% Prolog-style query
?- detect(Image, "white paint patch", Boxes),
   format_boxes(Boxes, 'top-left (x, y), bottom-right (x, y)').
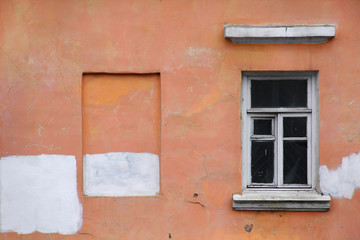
top-left (38, 125), bottom-right (44, 136)
top-left (0, 155), bottom-right (82, 234)
top-left (320, 151), bottom-right (360, 199)
top-left (186, 47), bottom-right (221, 68)
top-left (84, 152), bottom-right (159, 196)
top-left (187, 47), bottom-right (221, 57)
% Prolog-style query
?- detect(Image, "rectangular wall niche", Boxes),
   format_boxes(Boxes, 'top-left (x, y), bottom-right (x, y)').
top-left (82, 73), bottom-right (160, 196)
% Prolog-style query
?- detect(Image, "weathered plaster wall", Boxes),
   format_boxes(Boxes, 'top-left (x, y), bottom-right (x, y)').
top-left (0, 0), bottom-right (360, 239)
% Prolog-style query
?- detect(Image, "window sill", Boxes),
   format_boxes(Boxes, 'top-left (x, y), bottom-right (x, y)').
top-left (233, 190), bottom-right (330, 211)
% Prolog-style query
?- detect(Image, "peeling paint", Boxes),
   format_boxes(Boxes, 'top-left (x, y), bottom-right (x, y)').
top-left (0, 155), bottom-right (82, 234)
top-left (320, 151), bottom-right (360, 199)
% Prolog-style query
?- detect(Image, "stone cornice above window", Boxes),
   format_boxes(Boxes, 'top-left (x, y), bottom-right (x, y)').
top-left (224, 24), bottom-right (335, 44)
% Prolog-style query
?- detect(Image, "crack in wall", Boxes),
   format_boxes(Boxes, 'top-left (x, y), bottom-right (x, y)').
top-left (185, 137), bottom-right (208, 180)
top-left (185, 200), bottom-right (205, 208)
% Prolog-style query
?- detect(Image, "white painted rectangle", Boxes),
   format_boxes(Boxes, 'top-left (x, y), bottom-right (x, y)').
top-left (0, 155), bottom-right (82, 234)
top-left (84, 152), bottom-right (160, 196)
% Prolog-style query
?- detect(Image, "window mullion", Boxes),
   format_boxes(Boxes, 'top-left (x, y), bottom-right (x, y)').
top-left (244, 77), bottom-right (251, 189)
top-left (307, 77), bottom-right (312, 109)
top-left (307, 114), bottom-right (312, 187)
top-left (307, 76), bottom-right (312, 187)
top-left (247, 115), bottom-right (252, 186)
top-left (277, 114), bottom-right (283, 186)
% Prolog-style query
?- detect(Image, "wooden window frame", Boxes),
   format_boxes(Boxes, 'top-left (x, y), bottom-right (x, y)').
top-left (233, 71), bottom-right (330, 211)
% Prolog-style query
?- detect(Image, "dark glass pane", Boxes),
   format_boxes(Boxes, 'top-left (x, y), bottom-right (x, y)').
top-left (283, 117), bottom-right (307, 137)
top-left (279, 81), bottom-right (307, 107)
top-left (251, 80), bottom-right (307, 108)
top-left (251, 141), bottom-right (274, 183)
top-left (283, 141), bottom-right (307, 184)
top-left (254, 119), bottom-right (272, 135)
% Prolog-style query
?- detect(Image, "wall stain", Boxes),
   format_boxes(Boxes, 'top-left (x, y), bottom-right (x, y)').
top-left (244, 224), bottom-right (253, 233)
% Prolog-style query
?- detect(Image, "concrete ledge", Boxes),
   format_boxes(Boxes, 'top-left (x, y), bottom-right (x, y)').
top-left (224, 25), bottom-right (335, 44)
top-left (233, 190), bottom-right (331, 211)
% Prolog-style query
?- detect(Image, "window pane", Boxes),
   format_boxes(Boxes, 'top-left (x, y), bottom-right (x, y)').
top-left (283, 141), bottom-right (307, 184)
top-left (251, 141), bottom-right (274, 183)
top-left (283, 117), bottom-right (307, 137)
top-left (254, 119), bottom-right (272, 135)
top-left (251, 80), bottom-right (307, 108)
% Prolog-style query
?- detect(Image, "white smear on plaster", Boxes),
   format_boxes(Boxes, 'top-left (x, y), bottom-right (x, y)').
top-left (187, 47), bottom-right (221, 57)
top-left (84, 152), bottom-right (159, 196)
top-left (27, 56), bottom-right (34, 65)
top-left (320, 151), bottom-right (360, 199)
top-left (0, 155), bottom-right (82, 234)
top-left (38, 125), bottom-right (44, 136)
top-left (186, 47), bottom-right (221, 68)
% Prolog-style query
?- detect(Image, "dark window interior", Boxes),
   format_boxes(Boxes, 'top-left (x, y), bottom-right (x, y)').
top-left (284, 117), bottom-right (307, 137)
top-left (251, 80), bottom-right (307, 108)
top-left (283, 141), bottom-right (307, 184)
top-left (254, 119), bottom-right (272, 135)
top-left (251, 141), bottom-right (274, 183)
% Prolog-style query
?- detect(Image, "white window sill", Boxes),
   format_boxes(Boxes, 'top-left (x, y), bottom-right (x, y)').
top-left (233, 190), bottom-right (330, 211)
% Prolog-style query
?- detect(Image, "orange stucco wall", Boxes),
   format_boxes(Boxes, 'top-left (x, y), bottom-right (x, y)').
top-left (1, 0), bottom-right (360, 239)
top-left (83, 73), bottom-right (160, 155)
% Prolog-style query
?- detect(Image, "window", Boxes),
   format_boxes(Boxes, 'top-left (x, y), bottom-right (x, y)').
top-left (233, 71), bottom-right (330, 211)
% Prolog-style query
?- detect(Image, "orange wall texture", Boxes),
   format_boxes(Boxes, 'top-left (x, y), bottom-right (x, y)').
top-left (1, 0), bottom-right (360, 239)
top-left (83, 73), bottom-right (160, 155)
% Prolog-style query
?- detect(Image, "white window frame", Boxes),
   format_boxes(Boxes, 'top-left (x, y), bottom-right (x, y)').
top-left (233, 71), bottom-right (330, 211)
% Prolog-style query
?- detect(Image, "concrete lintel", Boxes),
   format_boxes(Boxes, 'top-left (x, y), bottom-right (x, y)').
top-left (224, 24), bottom-right (335, 44)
